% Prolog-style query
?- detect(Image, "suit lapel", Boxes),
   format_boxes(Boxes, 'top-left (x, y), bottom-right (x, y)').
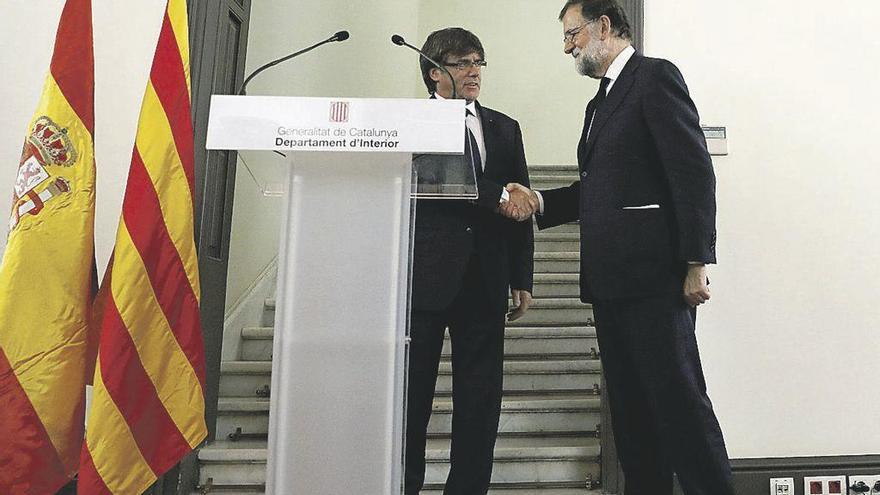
top-left (581, 54), bottom-right (642, 162)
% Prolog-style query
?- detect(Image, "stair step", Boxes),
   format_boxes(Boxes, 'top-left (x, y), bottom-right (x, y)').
top-left (527, 165), bottom-right (579, 177)
top-left (530, 175), bottom-right (578, 190)
top-left (262, 299), bottom-right (590, 330)
top-left (536, 222), bottom-right (579, 234)
top-left (443, 324), bottom-right (597, 360)
top-left (220, 359), bottom-right (601, 398)
top-left (532, 273), bottom-right (580, 297)
top-left (432, 395), bottom-right (601, 437)
top-left (214, 398), bottom-right (271, 440)
top-left (535, 232), bottom-right (580, 252)
top-left (507, 298), bottom-right (592, 326)
top-left (427, 436), bottom-right (601, 486)
top-left (214, 395), bottom-right (600, 440)
top-left (436, 360), bottom-right (601, 395)
top-left (534, 252), bottom-right (579, 274)
top-left (240, 322), bottom-right (597, 362)
top-left (198, 441), bottom-right (267, 486)
top-left (258, 297), bottom-right (590, 315)
top-left (197, 437), bottom-right (600, 487)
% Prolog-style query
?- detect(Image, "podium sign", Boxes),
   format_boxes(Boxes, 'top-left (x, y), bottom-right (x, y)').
top-left (207, 95), bottom-right (464, 153)
top-left (207, 96), bottom-right (466, 494)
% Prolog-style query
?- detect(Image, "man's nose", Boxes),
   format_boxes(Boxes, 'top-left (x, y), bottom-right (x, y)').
top-left (564, 40), bottom-right (575, 54)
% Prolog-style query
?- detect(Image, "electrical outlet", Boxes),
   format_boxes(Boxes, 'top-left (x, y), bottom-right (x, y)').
top-left (772, 477), bottom-right (795, 495)
top-left (847, 474), bottom-right (880, 494)
top-left (804, 476), bottom-right (847, 495)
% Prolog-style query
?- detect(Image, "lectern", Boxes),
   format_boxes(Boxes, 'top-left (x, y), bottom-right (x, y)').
top-left (206, 95), bottom-right (470, 494)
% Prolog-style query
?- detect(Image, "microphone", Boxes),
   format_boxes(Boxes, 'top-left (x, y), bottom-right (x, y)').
top-left (391, 34), bottom-right (457, 99)
top-left (237, 30), bottom-right (350, 95)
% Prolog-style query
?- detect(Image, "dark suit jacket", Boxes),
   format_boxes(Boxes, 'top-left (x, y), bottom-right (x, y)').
top-left (537, 53), bottom-right (716, 303)
top-left (411, 101), bottom-right (534, 313)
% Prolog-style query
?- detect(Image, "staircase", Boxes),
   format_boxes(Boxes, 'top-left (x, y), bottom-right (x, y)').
top-left (196, 165), bottom-right (605, 494)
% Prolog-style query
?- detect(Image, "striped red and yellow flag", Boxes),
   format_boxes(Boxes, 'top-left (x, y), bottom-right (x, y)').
top-left (77, 0), bottom-right (206, 492)
top-left (0, 0), bottom-right (96, 493)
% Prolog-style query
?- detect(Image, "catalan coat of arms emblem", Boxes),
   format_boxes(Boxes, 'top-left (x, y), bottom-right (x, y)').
top-left (329, 101), bottom-right (350, 123)
top-left (9, 116), bottom-right (75, 231)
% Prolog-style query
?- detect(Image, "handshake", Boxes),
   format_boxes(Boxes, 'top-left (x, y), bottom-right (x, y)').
top-left (497, 183), bottom-right (539, 222)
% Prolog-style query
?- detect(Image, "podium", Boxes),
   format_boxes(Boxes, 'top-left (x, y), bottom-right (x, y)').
top-left (207, 96), bottom-right (469, 494)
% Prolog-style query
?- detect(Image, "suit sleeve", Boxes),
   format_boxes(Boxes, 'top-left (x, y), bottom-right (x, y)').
top-left (536, 182), bottom-right (580, 230)
top-left (643, 60), bottom-right (717, 264)
top-left (506, 121), bottom-right (534, 292)
top-left (475, 179), bottom-right (503, 210)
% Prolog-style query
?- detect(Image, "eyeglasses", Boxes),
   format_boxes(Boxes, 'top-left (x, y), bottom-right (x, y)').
top-left (443, 60), bottom-right (488, 71)
top-left (563, 21), bottom-right (594, 44)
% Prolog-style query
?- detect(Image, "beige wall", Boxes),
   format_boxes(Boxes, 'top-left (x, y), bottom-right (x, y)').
top-left (645, 0), bottom-right (880, 458)
top-left (418, 0), bottom-right (594, 165)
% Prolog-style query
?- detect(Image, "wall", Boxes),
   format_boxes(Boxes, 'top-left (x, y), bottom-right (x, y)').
top-left (644, 0), bottom-right (880, 458)
top-left (224, 0), bottom-right (425, 310)
top-left (417, 0), bottom-right (595, 166)
top-left (1, 0), bottom-right (170, 272)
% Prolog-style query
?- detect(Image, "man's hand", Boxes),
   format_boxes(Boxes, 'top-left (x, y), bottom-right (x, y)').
top-left (508, 289), bottom-right (533, 321)
top-left (498, 198), bottom-right (531, 222)
top-left (498, 183), bottom-right (539, 222)
top-left (683, 264), bottom-right (710, 307)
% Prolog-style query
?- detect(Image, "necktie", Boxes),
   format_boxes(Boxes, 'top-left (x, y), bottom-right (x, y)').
top-left (584, 77), bottom-right (611, 143)
top-left (465, 109), bottom-right (482, 177)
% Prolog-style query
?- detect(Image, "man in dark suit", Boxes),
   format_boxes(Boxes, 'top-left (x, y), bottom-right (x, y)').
top-left (504, 2), bottom-right (735, 494)
top-left (405, 28), bottom-right (535, 495)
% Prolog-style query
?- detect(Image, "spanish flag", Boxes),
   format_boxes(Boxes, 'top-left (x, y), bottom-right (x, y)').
top-left (77, 0), bottom-right (206, 493)
top-left (0, 0), bottom-right (96, 492)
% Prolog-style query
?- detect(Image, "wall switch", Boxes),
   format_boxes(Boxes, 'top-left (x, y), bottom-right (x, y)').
top-left (701, 125), bottom-right (728, 156)
top-left (805, 476), bottom-right (848, 495)
top-left (772, 477), bottom-right (795, 495)
top-left (847, 474), bottom-right (880, 494)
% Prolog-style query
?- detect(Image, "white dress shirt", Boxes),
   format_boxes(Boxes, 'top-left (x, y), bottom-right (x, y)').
top-left (603, 45), bottom-right (635, 95)
top-left (433, 93), bottom-right (509, 203)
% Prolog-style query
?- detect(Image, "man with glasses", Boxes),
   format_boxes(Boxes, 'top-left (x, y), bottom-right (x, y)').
top-left (405, 27), bottom-right (534, 495)
top-left (502, 1), bottom-right (736, 494)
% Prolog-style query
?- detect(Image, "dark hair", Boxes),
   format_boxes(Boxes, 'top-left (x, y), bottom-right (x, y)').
top-left (559, 0), bottom-right (632, 41)
top-left (419, 27), bottom-right (485, 93)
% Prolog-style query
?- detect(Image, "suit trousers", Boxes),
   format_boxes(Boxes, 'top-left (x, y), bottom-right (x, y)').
top-left (404, 256), bottom-right (506, 495)
top-left (592, 295), bottom-right (735, 495)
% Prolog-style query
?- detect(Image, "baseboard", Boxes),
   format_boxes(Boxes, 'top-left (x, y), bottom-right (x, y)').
top-left (730, 455), bottom-right (880, 494)
top-left (666, 455), bottom-right (880, 494)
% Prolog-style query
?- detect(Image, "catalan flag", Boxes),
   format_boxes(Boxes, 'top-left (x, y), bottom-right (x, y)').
top-left (77, 0), bottom-right (206, 492)
top-left (0, 0), bottom-right (96, 492)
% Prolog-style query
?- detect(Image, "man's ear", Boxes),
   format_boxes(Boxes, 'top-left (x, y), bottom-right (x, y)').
top-left (599, 15), bottom-right (612, 39)
top-left (429, 67), bottom-right (443, 83)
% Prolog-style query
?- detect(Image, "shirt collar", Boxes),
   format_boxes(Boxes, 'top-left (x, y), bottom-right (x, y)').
top-left (604, 44), bottom-right (635, 85)
top-left (432, 92), bottom-right (479, 116)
